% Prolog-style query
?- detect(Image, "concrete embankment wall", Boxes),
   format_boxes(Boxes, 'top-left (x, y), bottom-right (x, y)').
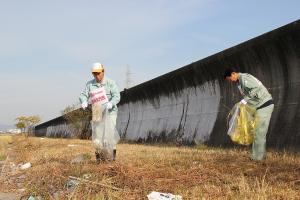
top-left (35, 20), bottom-right (300, 149)
top-left (117, 20), bottom-right (300, 149)
top-left (34, 116), bottom-right (73, 138)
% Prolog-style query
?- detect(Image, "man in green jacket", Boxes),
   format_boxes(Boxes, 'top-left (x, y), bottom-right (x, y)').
top-left (224, 67), bottom-right (274, 161)
top-left (79, 63), bottom-right (120, 163)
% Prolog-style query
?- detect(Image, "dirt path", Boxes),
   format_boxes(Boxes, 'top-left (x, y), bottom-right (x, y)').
top-left (0, 192), bottom-right (19, 200)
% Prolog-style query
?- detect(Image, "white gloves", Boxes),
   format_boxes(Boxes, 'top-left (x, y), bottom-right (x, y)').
top-left (106, 102), bottom-right (113, 110)
top-left (81, 101), bottom-right (113, 110)
top-left (240, 99), bottom-right (247, 105)
top-left (81, 102), bottom-right (88, 110)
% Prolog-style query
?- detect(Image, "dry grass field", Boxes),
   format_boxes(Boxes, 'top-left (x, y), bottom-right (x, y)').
top-left (0, 135), bottom-right (299, 199)
top-left (0, 134), bottom-right (13, 161)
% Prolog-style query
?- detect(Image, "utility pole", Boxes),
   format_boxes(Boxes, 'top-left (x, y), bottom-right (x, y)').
top-left (125, 65), bottom-right (132, 89)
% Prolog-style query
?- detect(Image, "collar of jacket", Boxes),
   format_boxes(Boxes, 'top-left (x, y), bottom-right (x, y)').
top-left (237, 73), bottom-right (244, 84)
top-left (92, 76), bottom-right (107, 85)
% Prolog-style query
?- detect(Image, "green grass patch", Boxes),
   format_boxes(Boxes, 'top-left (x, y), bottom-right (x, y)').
top-left (0, 153), bottom-right (6, 161)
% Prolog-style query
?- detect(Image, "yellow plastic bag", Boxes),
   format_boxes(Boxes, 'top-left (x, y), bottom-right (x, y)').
top-left (227, 103), bottom-right (256, 145)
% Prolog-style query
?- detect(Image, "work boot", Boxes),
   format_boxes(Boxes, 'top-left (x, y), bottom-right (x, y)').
top-left (95, 152), bottom-right (101, 164)
top-left (112, 149), bottom-right (116, 161)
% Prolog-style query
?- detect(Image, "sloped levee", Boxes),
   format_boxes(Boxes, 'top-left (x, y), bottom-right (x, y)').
top-left (35, 20), bottom-right (300, 149)
top-left (117, 81), bottom-right (220, 144)
top-left (117, 20), bottom-right (300, 148)
top-left (35, 112), bottom-right (91, 138)
top-left (34, 116), bottom-right (74, 138)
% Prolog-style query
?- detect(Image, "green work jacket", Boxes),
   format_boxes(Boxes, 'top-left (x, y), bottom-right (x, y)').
top-left (79, 76), bottom-right (120, 114)
top-left (238, 73), bottom-right (272, 108)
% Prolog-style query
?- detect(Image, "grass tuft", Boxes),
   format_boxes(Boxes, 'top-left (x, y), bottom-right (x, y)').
top-left (0, 135), bottom-right (13, 161)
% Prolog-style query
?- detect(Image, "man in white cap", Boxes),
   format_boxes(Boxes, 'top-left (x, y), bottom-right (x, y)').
top-left (79, 63), bottom-right (120, 163)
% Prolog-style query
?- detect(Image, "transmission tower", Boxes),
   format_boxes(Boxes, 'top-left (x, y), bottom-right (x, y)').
top-left (125, 65), bottom-right (132, 89)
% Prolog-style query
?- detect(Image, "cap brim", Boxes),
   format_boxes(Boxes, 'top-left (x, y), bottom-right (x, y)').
top-left (92, 69), bottom-right (103, 72)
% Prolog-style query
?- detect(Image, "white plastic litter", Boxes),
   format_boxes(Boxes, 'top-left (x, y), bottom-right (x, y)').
top-left (67, 144), bottom-right (78, 147)
top-left (93, 139), bottom-right (101, 146)
top-left (28, 196), bottom-right (35, 200)
top-left (19, 162), bottom-right (31, 170)
top-left (147, 191), bottom-right (183, 200)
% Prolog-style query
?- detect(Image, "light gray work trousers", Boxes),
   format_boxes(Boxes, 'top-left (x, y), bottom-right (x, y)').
top-left (252, 104), bottom-right (274, 160)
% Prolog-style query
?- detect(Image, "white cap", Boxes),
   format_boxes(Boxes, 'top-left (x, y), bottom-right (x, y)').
top-left (91, 63), bottom-right (104, 72)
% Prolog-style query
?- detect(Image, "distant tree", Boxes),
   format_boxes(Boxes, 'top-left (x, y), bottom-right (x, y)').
top-left (15, 115), bottom-right (41, 136)
top-left (15, 116), bottom-right (28, 136)
top-left (15, 121), bottom-right (25, 133)
top-left (27, 115), bottom-right (41, 135)
top-left (62, 105), bottom-right (91, 139)
top-left (27, 116), bottom-right (41, 125)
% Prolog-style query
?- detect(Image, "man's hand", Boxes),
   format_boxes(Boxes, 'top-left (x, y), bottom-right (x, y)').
top-left (106, 102), bottom-right (113, 110)
top-left (240, 99), bottom-right (247, 105)
top-left (81, 102), bottom-right (88, 110)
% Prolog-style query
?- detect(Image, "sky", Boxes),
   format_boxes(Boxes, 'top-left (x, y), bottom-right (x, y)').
top-left (0, 0), bottom-right (299, 127)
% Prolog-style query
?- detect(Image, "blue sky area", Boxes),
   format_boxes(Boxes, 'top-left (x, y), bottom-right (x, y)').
top-left (0, 0), bottom-right (299, 127)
